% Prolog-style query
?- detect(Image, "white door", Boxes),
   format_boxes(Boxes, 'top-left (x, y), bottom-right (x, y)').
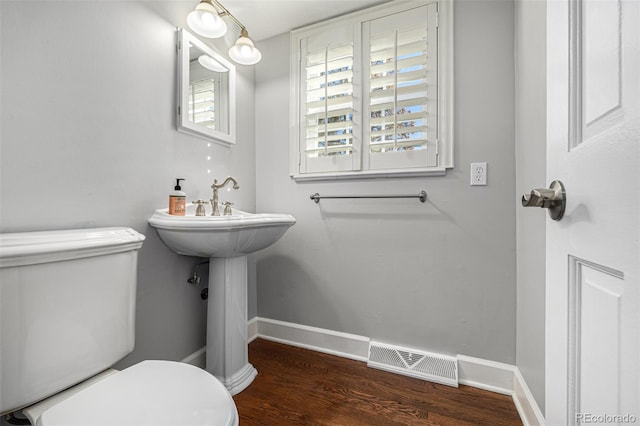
top-left (545, 0), bottom-right (639, 425)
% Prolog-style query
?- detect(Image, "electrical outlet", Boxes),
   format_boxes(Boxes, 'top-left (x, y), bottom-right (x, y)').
top-left (470, 162), bottom-right (487, 186)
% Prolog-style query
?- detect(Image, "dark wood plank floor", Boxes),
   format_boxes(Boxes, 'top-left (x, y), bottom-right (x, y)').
top-left (233, 339), bottom-right (523, 425)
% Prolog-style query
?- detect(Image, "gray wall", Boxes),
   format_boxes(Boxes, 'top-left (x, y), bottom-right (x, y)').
top-left (253, 0), bottom-right (517, 363)
top-left (0, 1), bottom-right (256, 368)
top-left (515, 0), bottom-right (546, 413)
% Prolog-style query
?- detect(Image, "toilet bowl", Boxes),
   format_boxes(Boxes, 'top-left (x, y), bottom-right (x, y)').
top-left (0, 228), bottom-right (238, 426)
top-left (25, 361), bottom-right (238, 426)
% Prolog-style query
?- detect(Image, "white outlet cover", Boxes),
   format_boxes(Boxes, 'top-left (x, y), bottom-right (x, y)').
top-left (470, 162), bottom-right (487, 186)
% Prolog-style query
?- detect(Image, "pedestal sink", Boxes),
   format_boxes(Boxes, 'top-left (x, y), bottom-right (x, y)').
top-left (148, 204), bottom-right (295, 394)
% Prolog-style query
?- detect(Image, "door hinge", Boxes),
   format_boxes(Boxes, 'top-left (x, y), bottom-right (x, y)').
top-left (435, 12), bottom-right (439, 29)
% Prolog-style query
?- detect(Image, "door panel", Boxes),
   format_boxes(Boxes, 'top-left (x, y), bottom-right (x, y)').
top-left (546, 0), bottom-right (639, 424)
top-left (583, 0), bottom-right (623, 140)
top-left (568, 258), bottom-right (627, 422)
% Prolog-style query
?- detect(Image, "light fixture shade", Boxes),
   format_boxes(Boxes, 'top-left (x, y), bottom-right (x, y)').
top-left (198, 54), bottom-right (229, 72)
top-left (187, 1), bottom-right (227, 38)
top-left (228, 34), bottom-right (262, 65)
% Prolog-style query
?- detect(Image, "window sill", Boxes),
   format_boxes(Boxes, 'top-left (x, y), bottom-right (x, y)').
top-left (290, 167), bottom-right (448, 182)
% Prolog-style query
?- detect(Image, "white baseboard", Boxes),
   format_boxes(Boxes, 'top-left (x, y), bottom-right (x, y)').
top-left (457, 354), bottom-right (515, 395)
top-left (186, 316), bottom-right (544, 426)
top-left (513, 368), bottom-right (545, 426)
top-left (255, 316), bottom-right (369, 362)
top-left (248, 316), bottom-right (259, 343)
top-left (184, 318), bottom-right (258, 367)
top-left (180, 346), bottom-right (206, 369)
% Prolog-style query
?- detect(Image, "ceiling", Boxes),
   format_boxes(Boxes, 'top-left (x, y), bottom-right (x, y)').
top-left (218, 0), bottom-right (391, 41)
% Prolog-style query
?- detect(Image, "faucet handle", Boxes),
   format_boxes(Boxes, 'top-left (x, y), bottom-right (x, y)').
top-left (222, 201), bottom-right (234, 216)
top-left (192, 200), bottom-right (208, 216)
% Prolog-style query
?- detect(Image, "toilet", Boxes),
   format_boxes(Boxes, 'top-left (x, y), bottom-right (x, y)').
top-left (0, 227), bottom-right (238, 426)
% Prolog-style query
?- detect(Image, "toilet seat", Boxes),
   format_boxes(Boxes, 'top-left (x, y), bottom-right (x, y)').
top-left (34, 360), bottom-right (238, 426)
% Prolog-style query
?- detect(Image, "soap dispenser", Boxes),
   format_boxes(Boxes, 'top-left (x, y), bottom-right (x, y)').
top-left (169, 178), bottom-right (186, 216)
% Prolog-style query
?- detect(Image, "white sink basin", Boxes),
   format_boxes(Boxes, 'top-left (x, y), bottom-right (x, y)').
top-left (148, 203), bottom-right (295, 394)
top-left (148, 204), bottom-right (296, 258)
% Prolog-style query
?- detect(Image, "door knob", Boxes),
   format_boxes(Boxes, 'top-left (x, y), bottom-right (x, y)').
top-left (521, 180), bottom-right (566, 221)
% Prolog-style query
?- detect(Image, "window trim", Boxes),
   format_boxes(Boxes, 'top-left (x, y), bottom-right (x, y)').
top-left (289, 0), bottom-right (454, 181)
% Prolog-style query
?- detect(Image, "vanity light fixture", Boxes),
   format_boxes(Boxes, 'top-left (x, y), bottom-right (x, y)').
top-left (228, 28), bottom-right (262, 65)
top-left (187, 0), bottom-right (262, 65)
top-left (187, 0), bottom-right (227, 38)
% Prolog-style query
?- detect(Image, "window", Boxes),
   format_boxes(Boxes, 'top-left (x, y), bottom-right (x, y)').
top-left (290, 0), bottom-right (453, 180)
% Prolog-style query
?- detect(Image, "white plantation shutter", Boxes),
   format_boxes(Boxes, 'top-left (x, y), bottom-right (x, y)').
top-left (365, 4), bottom-right (438, 170)
top-left (305, 44), bottom-right (354, 155)
top-left (299, 24), bottom-right (361, 174)
top-left (291, 0), bottom-right (450, 178)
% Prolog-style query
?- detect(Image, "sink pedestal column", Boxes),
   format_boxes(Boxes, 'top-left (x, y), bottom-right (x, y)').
top-left (206, 255), bottom-right (257, 395)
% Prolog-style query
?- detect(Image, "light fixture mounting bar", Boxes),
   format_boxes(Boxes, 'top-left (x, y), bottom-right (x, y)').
top-left (209, 0), bottom-right (247, 32)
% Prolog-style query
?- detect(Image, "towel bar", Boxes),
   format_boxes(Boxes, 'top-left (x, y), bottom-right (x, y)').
top-left (310, 190), bottom-right (427, 203)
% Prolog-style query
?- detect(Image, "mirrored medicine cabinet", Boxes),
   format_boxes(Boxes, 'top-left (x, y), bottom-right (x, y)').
top-left (177, 28), bottom-right (236, 145)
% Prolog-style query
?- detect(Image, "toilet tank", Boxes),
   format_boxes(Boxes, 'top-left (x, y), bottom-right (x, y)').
top-left (0, 227), bottom-right (145, 414)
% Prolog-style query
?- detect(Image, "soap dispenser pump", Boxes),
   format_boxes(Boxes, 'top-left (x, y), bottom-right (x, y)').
top-left (169, 178), bottom-right (186, 216)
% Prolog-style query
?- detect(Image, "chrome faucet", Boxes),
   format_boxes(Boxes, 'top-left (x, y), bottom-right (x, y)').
top-left (211, 176), bottom-right (239, 216)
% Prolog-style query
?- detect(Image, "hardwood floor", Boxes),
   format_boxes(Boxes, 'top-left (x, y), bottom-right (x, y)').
top-left (233, 339), bottom-right (523, 425)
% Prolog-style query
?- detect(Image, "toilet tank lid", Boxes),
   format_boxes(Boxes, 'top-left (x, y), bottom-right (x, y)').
top-left (0, 227), bottom-right (145, 267)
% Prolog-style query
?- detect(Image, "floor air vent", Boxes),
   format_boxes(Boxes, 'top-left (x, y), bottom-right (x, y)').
top-left (367, 341), bottom-right (458, 387)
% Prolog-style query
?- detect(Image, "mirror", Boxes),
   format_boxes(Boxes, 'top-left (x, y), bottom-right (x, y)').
top-left (177, 28), bottom-right (236, 145)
